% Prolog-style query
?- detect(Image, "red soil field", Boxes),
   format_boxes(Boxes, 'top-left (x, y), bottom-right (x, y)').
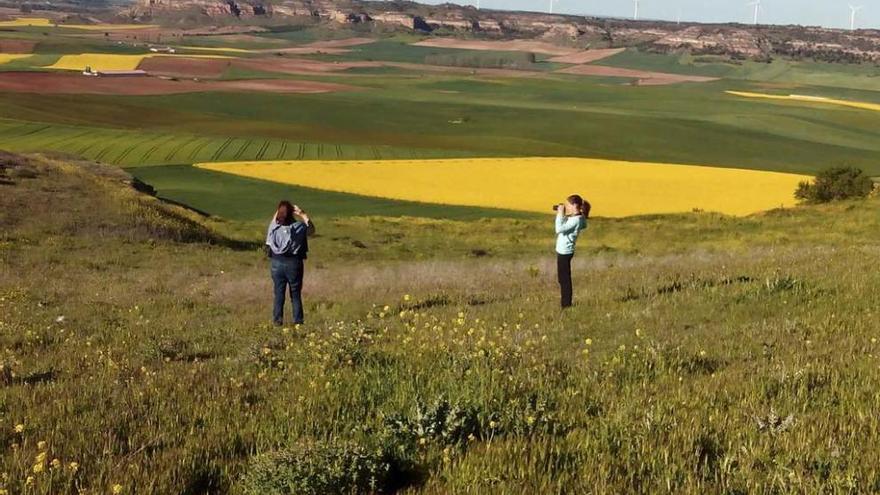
top-left (556, 64), bottom-right (718, 85)
top-left (137, 56), bottom-right (232, 78)
top-left (0, 71), bottom-right (359, 95)
top-left (412, 38), bottom-right (578, 56)
top-left (547, 48), bottom-right (625, 64)
top-left (0, 39), bottom-right (35, 53)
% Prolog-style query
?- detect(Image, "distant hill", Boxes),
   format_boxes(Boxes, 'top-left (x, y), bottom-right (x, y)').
top-left (121, 0), bottom-right (880, 63)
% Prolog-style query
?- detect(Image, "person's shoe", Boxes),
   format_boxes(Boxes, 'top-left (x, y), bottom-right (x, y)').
top-left (273, 320), bottom-right (283, 327)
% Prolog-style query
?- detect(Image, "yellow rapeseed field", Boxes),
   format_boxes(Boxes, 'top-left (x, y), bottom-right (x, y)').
top-left (46, 53), bottom-right (230, 71)
top-left (46, 54), bottom-right (148, 71)
top-left (0, 17), bottom-right (53, 27)
top-left (0, 54), bottom-right (31, 65)
top-left (196, 157), bottom-right (809, 217)
top-left (727, 91), bottom-right (880, 113)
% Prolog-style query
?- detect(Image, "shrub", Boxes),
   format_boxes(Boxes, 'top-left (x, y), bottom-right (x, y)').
top-left (794, 167), bottom-right (874, 204)
top-left (240, 440), bottom-right (394, 495)
top-left (383, 396), bottom-right (481, 448)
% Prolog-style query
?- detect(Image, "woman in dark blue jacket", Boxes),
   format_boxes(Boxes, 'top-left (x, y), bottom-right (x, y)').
top-left (266, 200), bottom-right (315, 326)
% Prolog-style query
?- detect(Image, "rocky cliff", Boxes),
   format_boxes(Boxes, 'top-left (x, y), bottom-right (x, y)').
top-left (128, 0), bottom-right (880, 62)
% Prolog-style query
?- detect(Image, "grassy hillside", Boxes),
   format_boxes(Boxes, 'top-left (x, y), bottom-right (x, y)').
top-left (2, 153), bottom-right (880, 493)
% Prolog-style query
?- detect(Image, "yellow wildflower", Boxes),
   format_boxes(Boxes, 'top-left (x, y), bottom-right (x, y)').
top-left (112, 484), bottom-right (124, 494)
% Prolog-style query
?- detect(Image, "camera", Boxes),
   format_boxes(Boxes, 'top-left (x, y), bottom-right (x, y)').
top-left (552, 204), bottom-right (560, 211)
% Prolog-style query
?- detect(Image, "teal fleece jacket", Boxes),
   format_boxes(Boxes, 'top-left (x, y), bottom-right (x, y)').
top-left (555, 212), bottom-right (587, 255)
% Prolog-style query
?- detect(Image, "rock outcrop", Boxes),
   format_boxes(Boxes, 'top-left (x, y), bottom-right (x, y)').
top-left (129, 0), bottom-right (880, 62)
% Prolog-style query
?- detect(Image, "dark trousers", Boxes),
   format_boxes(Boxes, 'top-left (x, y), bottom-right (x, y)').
top-left (271, 256), bottom-right (304, 324)
top-left (557, 253), bottom-right (574, 308)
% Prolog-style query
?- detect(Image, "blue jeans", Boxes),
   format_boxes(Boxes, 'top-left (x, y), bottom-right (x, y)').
top-left (271, 256), bottom-right (304, 325)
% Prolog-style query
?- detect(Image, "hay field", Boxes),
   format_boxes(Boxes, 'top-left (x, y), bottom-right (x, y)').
top-left (196, 157), bottom-right (808, 217)
top-left (727, 91), bottom-right (880, 113)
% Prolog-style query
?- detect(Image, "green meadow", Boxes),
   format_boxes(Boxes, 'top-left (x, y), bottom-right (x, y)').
top-left (2, 152), bottom-right (880, 494)
top-left (2, 17), bottom-right (880, 494)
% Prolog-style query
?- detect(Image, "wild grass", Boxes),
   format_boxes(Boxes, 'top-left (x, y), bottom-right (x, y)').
top-left (2, 155), bottom-right (880, 493)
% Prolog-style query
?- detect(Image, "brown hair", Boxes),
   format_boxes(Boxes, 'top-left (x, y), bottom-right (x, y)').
top-left (275, 200), bottom-right (295, 225)
top-left (567, 194), bottom-right (591, 218)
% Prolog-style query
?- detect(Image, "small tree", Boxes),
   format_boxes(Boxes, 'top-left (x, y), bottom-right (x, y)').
top-left (794, 167), bottom-right (875, 204)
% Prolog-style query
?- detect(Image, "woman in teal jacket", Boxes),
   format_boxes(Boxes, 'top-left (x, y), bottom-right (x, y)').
top-left (555, 195), bottom-right (590, 308)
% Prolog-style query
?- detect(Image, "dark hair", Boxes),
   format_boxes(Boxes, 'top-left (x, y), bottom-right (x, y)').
top-left (567, 194), bottom-right (591, 218)
top-left (275, 200), bottom-right (294, 225)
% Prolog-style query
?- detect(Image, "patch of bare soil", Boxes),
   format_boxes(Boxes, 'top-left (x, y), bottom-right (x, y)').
top-left (556, 64), bottom-right (718, 85)
top-left (547, 48), bottom-right (625, 64)
top-left (412, 38), bottom-right (578, 56)
top-left (137, 56), bottom-right (231, 78)
top-left (232, 57), bottom-right (381, 75)
top-left (0, 39), bottom-right (35, 53)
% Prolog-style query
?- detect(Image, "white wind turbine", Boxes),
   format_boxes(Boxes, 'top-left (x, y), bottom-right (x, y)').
top-left (747, 0), bottom-right (761, 25)
top-left (549, 0), bottom-right (558, 14)
top-left (633, 0), bottom-right (640, 20)
top-left (849, 5), bottom-right (863, 30)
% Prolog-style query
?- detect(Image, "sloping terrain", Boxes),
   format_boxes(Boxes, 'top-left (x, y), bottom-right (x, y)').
top-left (2, 152), bottom-right (880, 493)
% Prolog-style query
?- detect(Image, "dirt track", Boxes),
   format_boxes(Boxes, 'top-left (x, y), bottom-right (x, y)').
top-left (547, 48), bottom-right (625, 64)
top-left (556, 64), bottom-right (717, 85)
top-left (0, 72), bottom-right (358, 95)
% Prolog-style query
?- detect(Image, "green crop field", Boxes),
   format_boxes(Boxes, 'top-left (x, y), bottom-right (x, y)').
top-left (2, 14), bottom-right (880, 494)
top-left (0, 21), bottom-right (878, 222)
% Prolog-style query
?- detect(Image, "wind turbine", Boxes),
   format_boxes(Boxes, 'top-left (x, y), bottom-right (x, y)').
top-left (549, 0), bottom-right (557, 14)
top-left (849, 5), bottom-right (863, 30)
top-left (633, 0), bottom-right (640, 20)
top-left (747, 0), bottom-right (761, 25)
